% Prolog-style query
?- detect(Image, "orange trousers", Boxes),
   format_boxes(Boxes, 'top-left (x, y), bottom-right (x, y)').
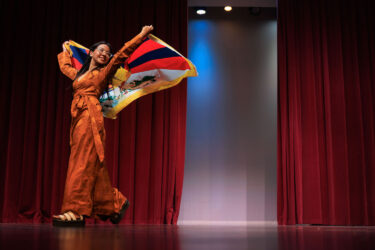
top-left (61, 95), bottom-right (126, 217)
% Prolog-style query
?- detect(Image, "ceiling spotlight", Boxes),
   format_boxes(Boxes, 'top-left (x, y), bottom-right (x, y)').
top-left (196, 7), bottom-right (206, 15)
top-left (224, 6), bottom-right (232, 12)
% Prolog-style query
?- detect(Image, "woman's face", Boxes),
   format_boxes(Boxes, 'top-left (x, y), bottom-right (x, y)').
top-left (90, 44), bottom-right (111, 65)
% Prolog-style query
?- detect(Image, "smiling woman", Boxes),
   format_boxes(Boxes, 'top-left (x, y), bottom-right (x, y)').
top-left (73, 41), bottom-right (113, 82)
top-left (53, 25), bottom-right (154, 227)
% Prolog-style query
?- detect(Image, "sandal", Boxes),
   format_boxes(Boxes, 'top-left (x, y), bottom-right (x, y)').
top-left (110, 199), bottom-right (130, 224)
top-left (96, 200), bottom-right (130, 224)
top-left (52, 211), bottom-right (85, 227)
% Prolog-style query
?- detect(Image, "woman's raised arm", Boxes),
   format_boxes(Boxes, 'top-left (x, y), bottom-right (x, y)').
top-left (98, 25), bottom-right (154, 82)
top-left (57, 41), bottom-right (78, 80)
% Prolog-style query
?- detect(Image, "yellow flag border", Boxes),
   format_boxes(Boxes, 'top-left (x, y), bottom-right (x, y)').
top-left (65, 35), bottom-right (198, 119)
top-left (103, 34), bottom-right (198, 119)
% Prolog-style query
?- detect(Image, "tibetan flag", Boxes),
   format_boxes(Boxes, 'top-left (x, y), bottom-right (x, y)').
top-left (64, 40), bottom-right (89, 69)
top-left (65, 35), bottom-right (198, 119)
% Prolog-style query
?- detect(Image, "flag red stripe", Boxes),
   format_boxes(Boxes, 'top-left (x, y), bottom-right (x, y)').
top-left (72, 57), bottom-right (83, 70)
top-left (130, 57), bottom-right (191, 73)
top-left (128, 39), bottom-right (165, 64)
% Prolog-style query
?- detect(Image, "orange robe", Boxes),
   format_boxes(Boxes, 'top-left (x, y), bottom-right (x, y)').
top-left (57, 34), bottom-right (145, 217)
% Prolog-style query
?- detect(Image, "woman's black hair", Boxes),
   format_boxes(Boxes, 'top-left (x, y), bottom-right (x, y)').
top-left (75, 41), bottom-right (112, 80)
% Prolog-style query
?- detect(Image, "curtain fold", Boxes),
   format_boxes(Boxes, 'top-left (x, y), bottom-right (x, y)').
top-left (0, 0), bottom-right (187, 224)
top-left (278, 0), bottom-right (375, 225)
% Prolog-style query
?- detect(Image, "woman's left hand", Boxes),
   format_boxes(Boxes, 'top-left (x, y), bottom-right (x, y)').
top-left (140, 25), bottom-right (154, 37)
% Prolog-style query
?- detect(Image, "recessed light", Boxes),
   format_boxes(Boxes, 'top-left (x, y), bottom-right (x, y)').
top-left (196, 7), bottom-right (206, 15)
top-left (224, 6), bottom-right (232, 12)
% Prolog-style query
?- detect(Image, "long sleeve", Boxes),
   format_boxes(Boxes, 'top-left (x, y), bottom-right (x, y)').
top-left (57, 51), bottom-right (78, 80)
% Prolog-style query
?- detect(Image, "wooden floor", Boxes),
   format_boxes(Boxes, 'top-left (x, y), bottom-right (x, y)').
top-left (0, 223), bottom-right (374, 250)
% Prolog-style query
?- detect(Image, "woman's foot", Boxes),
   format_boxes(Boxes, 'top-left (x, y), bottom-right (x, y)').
top-left (52, 211), bottom-right (85, 227)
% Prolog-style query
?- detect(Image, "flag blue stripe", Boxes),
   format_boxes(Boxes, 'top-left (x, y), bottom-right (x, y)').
top-left (71, 46), bottom-right (88, 65)
top-left (128, 47), bottom-right (180, 69)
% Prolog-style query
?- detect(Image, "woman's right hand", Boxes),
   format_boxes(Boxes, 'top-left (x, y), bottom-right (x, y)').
top-left (62, 41), bottom-right (70, 52)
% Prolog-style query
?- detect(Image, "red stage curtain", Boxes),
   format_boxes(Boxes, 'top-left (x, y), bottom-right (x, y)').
top-left (278, 0), bottom-right (375, 225)
top-left (0, 0), bottom-right (187, 224)
top-left (277, 226), bottom-right (375, 250)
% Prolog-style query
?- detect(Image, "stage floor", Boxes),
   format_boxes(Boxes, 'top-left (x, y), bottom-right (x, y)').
top-left (0, 223), bottom-right (374, 250)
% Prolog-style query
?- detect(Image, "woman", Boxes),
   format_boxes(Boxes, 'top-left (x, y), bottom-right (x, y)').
top-left (53, 25), bottom-right (154, 227)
